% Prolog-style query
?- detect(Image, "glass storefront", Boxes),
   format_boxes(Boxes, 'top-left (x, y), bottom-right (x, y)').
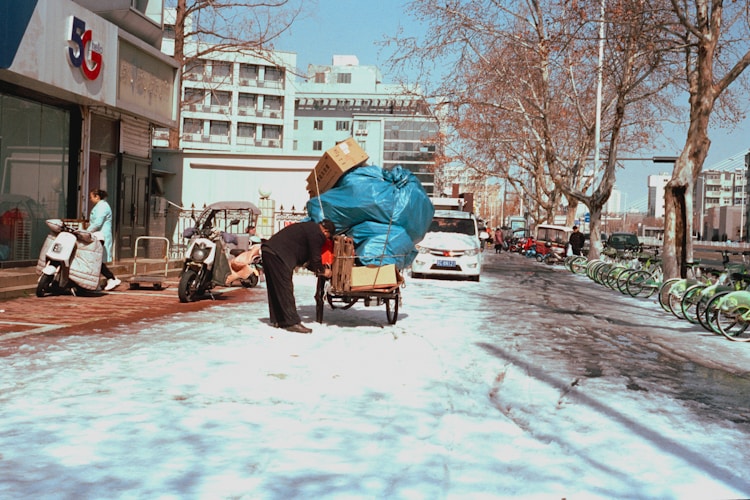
top-left (0, 93), bottom-right (70, 264)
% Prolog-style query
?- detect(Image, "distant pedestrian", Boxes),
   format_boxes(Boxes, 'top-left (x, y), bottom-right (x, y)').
top-left (569, 225), bottom-right (585, 256)
top-left (494, 228), bottom-right (504, 253)
top-left (261, 220), bottom-right (335, 334)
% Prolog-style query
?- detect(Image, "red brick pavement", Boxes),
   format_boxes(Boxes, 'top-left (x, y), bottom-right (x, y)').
top-left (0, 276), bottom-right (266, 349)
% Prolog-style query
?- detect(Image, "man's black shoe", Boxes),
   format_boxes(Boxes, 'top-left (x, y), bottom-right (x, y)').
top-left (284, 323), bottom-right (312, 334)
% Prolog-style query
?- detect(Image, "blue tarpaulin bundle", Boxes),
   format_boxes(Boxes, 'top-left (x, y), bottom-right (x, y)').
top-left (306, 165), bottom-right (434, 269)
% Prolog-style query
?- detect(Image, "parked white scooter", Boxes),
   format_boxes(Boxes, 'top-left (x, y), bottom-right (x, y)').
top-left (36, 219), bottom-right (104, 297)
top-left (178, 224), bottom-right (232, 302)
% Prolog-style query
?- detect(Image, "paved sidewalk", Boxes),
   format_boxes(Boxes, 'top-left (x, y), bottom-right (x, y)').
top-left (0, 277), bottom-right (266, 346)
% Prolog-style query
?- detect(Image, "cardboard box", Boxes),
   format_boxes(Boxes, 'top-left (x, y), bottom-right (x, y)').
top-left (349, 264), bottom-right (399, 291)
top-left (307, 137), bottom-right (368, 197)
top-left (331, 235), bottom-right (355, 292)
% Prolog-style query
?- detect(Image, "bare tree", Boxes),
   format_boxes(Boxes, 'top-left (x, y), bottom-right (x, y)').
top-left (386, 0), bottom-right (673, 259)
top-left (661, 0), bottom-right (750, 278)
top-left (167, 0), bottom-right (304, 148)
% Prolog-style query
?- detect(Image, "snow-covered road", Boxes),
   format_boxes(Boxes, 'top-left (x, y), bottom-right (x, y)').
top-left (1, 253), bottom-right (749, 499)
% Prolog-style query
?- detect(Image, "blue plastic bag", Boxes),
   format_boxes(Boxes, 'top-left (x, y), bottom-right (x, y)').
top-left (305, 165), bottom-right (433, 270)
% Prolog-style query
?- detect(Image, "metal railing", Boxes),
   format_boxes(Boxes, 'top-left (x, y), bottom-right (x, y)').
top-left (155, 203), bottom-right (309, 260)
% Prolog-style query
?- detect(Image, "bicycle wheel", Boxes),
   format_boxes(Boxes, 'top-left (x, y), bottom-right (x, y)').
top-left (625, 270), bottom-right (649, 297)
top-left (717, 305), bottom-right (750, 338)
top-left (604, 265), bottom-right (623, 289)
top-left (586, 260), bottom-right (605, 281)
top-left (570, 256), bottom-right (588, 275)
top-left (680, 283), bottom-right (706, 323)
top-left (657, 278), bottom-right (682, 313)
top-left (595, 262), bottom-right (613, 285)
top-left (701, 290), bottom-right (732, 335)
top-left (616, 268), bottom-right (638, 294)
top-left (668, 282), bottom-right (689, 319)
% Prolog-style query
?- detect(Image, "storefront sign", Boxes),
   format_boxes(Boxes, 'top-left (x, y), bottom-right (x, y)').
top-left (68, 16), bottom-right (102, 80)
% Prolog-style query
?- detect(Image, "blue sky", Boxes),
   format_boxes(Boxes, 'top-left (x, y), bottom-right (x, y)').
top-left (274, 1), bottom-right (750, 209)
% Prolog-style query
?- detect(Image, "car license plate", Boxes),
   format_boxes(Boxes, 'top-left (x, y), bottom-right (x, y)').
top-left (436, 259), bottom-right (456, 267)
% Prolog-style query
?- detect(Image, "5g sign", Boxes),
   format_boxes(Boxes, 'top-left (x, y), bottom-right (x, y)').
top-left (68, 17), bottom-right (103, 81)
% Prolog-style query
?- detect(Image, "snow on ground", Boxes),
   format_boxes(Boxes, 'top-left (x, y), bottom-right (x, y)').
top-left (1, 253), bottom-right (749, 499)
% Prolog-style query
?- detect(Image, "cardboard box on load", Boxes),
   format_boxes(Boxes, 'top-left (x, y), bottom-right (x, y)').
top-left (349, 264), bottom-right (399, 292)
top-left (307, 137), bottom-right (368, 197)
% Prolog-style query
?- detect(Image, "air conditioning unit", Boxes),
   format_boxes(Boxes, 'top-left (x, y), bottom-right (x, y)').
top-left (240, 79), bottom-right (250, 86)
top-left (255, 141), bottom-right (264, 147)
top-left (270, 112), bottom-right (279, 118)
top-left (268, 140), bottom-right (279, 147)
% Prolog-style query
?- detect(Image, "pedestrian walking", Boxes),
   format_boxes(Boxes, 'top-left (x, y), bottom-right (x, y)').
top-left (494, 227), bottom-right (504, 253)
top-left (87, 189), bottom-right (121, 291)
top-left (568, 225), bottom-right (585, 256)
top-left (261, 220), bottom-right (335, 333)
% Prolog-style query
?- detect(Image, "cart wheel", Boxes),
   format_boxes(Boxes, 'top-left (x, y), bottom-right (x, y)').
top-left (385, 295), bottom-right (399, 325)
top-left (153, 283), bottom-right (163, 290)
top-left (129, 282), bottom-right (140, 290)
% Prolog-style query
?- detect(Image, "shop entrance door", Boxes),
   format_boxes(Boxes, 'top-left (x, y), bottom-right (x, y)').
top-left (118, 155), bottom-right (149, 259)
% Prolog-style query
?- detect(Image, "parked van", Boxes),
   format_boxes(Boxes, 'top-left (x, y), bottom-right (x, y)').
top-left (535, 224), bottom-right (573, 257)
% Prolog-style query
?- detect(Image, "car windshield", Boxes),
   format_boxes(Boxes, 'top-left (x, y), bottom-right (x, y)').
top-left (429, 217), bottom-right (476, 236)
top-left (610, 234), bottom-right (638, 246)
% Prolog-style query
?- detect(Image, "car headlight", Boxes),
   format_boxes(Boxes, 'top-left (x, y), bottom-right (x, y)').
top-left (464, 247), bottom-right (480, 256)
top-left (415, 244), bottom-right (430, 254)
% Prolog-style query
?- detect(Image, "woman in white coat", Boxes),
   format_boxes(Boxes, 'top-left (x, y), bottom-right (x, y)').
top-left (88, 189), bottom-right (121, 291)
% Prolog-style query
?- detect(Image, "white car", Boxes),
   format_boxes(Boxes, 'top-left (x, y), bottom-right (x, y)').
top-left (411, 211), bottom-right (483, 281)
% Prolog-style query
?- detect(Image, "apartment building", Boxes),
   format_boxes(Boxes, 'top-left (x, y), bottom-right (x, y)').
top-left (294, 55), bottom-right (439, 195)
top-left (0, 0), bottom-right (178, 266)
top-left (647, 174), bottom-right (671, 219)
top-left (152, 40), bottom-right (440, 234)
top-left (696, 166), bottom-right (749, 240)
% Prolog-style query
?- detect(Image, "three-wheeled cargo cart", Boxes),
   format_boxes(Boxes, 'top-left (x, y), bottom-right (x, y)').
top-left (315, 235), bottom-right (403, 325)
top-left (128, 236), bottom-right (170, 290)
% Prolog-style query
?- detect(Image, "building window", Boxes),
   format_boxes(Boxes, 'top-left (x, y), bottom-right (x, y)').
top-left (315, 72), bottom-right (325, 83)
top-left (264, 95), bottom-right (282, 111)
top-left (293, 140), bottom-right (298, 151)
top-left (313, 141), bottom-right (323, 151)
top-left (238, 93), bottom-right (256, 112)
top-left (211, 61), bottom-right (232, 80)
top-left (210, 90), bottom-right (231, 107)
top-left (210, 120), bottom-right (229, 136)
top-left (265, 66), bottom-right (283, 82)
top-left (263, 125), bottom-right (281, 140)
top-left (237, 123), bottom-right (255, 138)
top-left (183, 118), bottom-right (202, 134)
top-left (184, 88), bottom-right (204, 106)
top-left (294, 120), bottom-right (298, 130)
top-left (185, 60), bottom-right (205, 80)
top-left (337, 72), bottom-right (351, 84)
top-left (313, 120), bottom-right (323, 131)
top-left (336, 121), bottom-right (350, 131)
top-left (239, 63), bottom-right (258, 81)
